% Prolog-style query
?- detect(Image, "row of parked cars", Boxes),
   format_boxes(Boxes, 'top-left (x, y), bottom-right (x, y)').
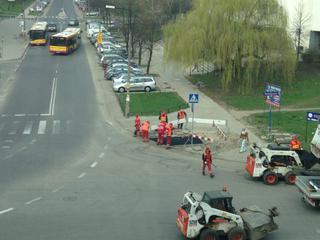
top-left (86, 19), bottom-right (156, 93)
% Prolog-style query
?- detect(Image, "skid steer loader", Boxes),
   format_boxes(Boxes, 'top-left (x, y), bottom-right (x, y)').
top-left (176, 189), bottom-right (279, 240)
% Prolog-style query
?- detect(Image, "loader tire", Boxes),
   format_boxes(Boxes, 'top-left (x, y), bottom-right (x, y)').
top-left (227, 226), bottom-right (246, 240)
top-left (284, 171), bottom-right (296, 185)
top-left (263, 171), bottom-right (278, 185)
top-left (200, 228), bottom-right (218, 240)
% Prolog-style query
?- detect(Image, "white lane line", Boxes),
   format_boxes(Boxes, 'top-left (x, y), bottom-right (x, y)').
top-left (52, 120), bottom-right (60, 134)
top-left (52, 185), bottom-right (64, 193)
top-left (0, 208), bottom-right (14, 215)
top-left (1, 114), bottom-right (11, 117)
top-left (23, 121), bottom-right (33, 135)
top-left (38, 121), bottom-right (47, 134)
top-left (14, 114), bottom-right (26, 117)
top-left (19, 146), bottom-right (27, 151)
top-left (27, 114), bottom-right (39, 117)
top-left (25, 197), bottom-right (42, 205)
top-left (40, 113), bottom-right (51, 116)
top-left (99, 152), bottom-right (105, 158)
top-left (78, 172), bottom-right (87, 179)
top-left (8, 121), bottom-right (20, 135)
top-left (1, 146), bottom-right (11, 149)
top-left (4, 154), bottom-right (13, 159)
top-left (48, 77), bottom-right (58, 116)
top-left (3, 139), bottom-right (13, 143)
top-left (104, 144), bottom-right (108, 150)
top-left (90, 162), bottom-right (98, 168)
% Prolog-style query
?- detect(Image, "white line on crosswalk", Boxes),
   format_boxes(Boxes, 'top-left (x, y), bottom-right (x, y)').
top-left (23, 121), bottom-right (33, 135)
top-left (52, 120), bottom-right (60, 134)
top-left (8, 121), bottom-right (19, 135)
top-left (38, 121), bottom-right (47, 134)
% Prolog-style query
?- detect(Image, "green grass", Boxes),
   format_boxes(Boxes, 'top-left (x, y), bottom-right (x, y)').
top-left (117, 92), bottom-right (189, 116)
top-left (0, 0), bottom-right (34, 16)
top-left (188, 63), bottom-right (320, 110)
top-left (246, 111), bottom-right (319, 149)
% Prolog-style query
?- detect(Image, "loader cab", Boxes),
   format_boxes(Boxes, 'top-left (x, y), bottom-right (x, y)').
top-left (202, 191), bottom-right (235, 213)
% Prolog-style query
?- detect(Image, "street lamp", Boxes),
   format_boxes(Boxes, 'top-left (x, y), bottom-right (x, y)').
top-left (106, 4), bottom-right (131, 118)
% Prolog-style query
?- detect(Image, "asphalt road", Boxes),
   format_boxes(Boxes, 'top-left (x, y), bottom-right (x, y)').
top-left (0, 1), bottom-right (319, 240)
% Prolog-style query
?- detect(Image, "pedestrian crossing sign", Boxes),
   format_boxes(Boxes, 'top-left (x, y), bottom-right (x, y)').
top-left (189, 93), bottom-right (199, 103)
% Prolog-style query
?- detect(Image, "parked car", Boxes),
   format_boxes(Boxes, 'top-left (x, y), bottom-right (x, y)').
top-left (112, 73), bottom-right (146, 84)
top-left (113, 76), bottom-right (156, 93)
top-left (47, 23), bottom-right (58, 32)
top-left (68, 19), bottom-right (79, 27)
top-left (105, 67), bottom-right (143, 80)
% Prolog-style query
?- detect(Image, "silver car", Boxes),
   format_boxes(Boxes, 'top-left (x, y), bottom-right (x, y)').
top-left (113, 76), bottom-right (156, 93)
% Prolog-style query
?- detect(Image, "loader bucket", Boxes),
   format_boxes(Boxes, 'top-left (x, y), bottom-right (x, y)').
top-left (238, 205), bottom-right (278, 240)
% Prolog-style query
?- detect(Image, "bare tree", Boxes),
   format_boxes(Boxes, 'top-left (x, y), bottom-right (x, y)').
top-left (292, 0), bottom-right (310, 62)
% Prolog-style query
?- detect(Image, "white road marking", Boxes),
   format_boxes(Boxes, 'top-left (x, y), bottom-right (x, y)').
top-left (1, 114), bottom-right (10, 117)
top-left (99, 152), bottom-right (105, 158)
top-left (106, 121), bottom-right (113, 126)
top-left (52, 120), bottom-right (60, 134)
top-left (0, 208), bottom-right (14, 215)
top-left (23, 121), bottom-right (33, 135)
top-left (1, 146), bottom-right (11, 149)
top-left (14, 114), bottom-right (26, 117)
top-left (0, 122), bottom-right (5, 132)
top-left (19, 146), bottom-right (27, 151)
top-left (27, 113), bottom-right (39, 117)
top-left (78, 172), bottom-right (87, 179)
top-left (25, 197), bottom-right (42, 205)
top-left (52, 185), bottom-right (64, 193)
top-left (48, 77), bottom-right (58, 116)
top-left (4, 154), bottom-right (13, 159)
top-left (104, 144), bottom-right (108, 150)
top-left (3, 139), bottom-right (13, 143)
top-left (90, 162), bottom-right (98, 168)
top-left (8, 121), bottom-right (20, 135)
top-left (66, 120), bottom-right (73, 134)
top-left (107, 137), bottom-right (111, 141)
top-left (30, 139), bottom-right (37, 144)
top-left (38, 121), bottom-right (47, 134)
top-left (40, 113), bottom-right (51, 116)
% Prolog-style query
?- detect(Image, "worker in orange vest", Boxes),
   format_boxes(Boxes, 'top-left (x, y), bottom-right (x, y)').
top-left (134, 114), bottom-right (141, 137)
top-left (159, 111), bottom-right (168, 123)
top-left (177, 109), bottom-right (187, 129)
top-left (141, 121), bottom-right (150, 142)
top-left (165, 123), bottom-right (173, 149)
top-left (157, 121), bottom-right (166, 145)
top-left (290, 135), bottom-right (302, 150)
top-left (202, 147), bottom-right (214, 178)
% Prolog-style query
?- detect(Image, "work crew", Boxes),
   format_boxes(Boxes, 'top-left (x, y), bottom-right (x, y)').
top-left (157, 121), bottom-right (166, 145)
top-left (159, 111), bottom-right (168, 123)
top-left (290, 135), bottom-right (302, 150)
top-left (202, 147), bottom-right (214, 178)
top-left (177, 109), bottom-right (187, 129)
top-left (239, 128), bottom-right (249, 153)
top-left (165, 123), bottom-right (173, 149)
top-left (141, 120), bottom-right (150, 142)
top-left (134, 114), bottom-right (141, 137)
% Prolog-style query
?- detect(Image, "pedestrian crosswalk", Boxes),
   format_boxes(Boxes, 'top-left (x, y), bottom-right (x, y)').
top-left (0, 119), bottom-right (76, 136)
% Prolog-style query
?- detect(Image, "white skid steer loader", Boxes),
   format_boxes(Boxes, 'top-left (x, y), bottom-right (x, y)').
top-left (176, 189), bottom-right (279, 240)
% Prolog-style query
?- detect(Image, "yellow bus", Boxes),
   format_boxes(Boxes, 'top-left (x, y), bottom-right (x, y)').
top-left (29, 22), bottom-right (48, 45)
top-left (49, 28), bottom-right (81, 55)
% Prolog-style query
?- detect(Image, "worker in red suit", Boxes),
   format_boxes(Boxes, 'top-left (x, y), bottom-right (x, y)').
top-left (157, 121), bottom-right (166, 145)
top-left (134, 115), bottom-right (141, 137)
top-left (141, 121), bottom-right (150, 142)
top-left (290, 135), bottom-right (302, 150)
top-left (202, 147), bottom-right (214, 178)
top-left (165, 123), bottom-right (173, 149)
top-left (159, 111), bottom-right (168, 123)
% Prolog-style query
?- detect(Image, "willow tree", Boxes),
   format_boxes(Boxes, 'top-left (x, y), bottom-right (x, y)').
top-left (163, 0), bottom-right (296, 93)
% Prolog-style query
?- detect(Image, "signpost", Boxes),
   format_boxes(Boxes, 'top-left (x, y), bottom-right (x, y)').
top-left (189, 93), bottom-right (199, 146)
top-left (264, 83), bottom-right (281, 135)
top-left (305, 112), bottom-right (320, 141)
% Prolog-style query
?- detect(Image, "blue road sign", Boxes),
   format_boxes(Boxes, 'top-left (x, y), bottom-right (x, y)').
top-left (264, 83), bottom-right (281, 107)
top-left (189, 93), bottom-right (199, 103)
top-left (307, 112), bottom-right (320, 122)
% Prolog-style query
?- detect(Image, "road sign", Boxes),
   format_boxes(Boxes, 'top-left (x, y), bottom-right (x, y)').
top-left (307, 112), bottom-right (320, 122)
top-left (189, 93), bottom-right (199, 103)
top-left (264, 83), bottom-right (281, 107)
